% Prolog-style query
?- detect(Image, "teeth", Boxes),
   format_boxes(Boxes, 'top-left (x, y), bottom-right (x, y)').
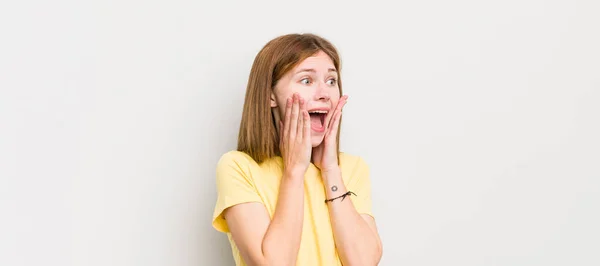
top-left (309, 110), bottom-right (328, 114)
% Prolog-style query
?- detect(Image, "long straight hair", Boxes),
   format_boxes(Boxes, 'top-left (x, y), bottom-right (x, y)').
top-left (237, 33), bottom-right (343, 164)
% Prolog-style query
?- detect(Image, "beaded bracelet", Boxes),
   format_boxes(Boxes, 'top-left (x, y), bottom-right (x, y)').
top-left (325, 191), bottom-right (356, 204)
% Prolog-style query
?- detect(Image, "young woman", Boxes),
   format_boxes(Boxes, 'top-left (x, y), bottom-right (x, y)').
top-left (212, 33), bottom-right (382, 266)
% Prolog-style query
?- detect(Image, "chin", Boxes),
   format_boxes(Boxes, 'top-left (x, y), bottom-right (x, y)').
top-left (311, 136), bottom-right (324, 147)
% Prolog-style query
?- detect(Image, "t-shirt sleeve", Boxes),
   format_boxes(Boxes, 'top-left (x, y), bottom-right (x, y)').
top-left (347, 156), bottom-right (374, 218)
top-left (212, 152), bottom-right (263, 233)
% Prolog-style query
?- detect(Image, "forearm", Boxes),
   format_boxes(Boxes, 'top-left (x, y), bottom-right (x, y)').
top-left (322, 167), bottom-right (382, 266)
top-left (261, 172), bottom-right (304, 266)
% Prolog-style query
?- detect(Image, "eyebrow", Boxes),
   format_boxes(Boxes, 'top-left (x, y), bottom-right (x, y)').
top-left (295, 68), bottom-right (338, 75)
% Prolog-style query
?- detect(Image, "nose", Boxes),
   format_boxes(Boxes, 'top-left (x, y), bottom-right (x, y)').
top-left (314, 82), bottom-right (330, 102)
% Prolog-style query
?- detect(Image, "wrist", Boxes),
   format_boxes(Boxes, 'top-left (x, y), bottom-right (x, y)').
top-left (320, 165), bottom-right (340, 175)
top-left (284, 168), bottom-right (306, 181)
top-left (320, 166), bottom-right (341, 183)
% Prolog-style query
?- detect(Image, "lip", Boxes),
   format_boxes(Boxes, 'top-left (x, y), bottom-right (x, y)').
top-left (307, 107), bottom-right (330, 112)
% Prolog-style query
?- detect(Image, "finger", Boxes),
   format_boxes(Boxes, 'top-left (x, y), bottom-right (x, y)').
top-left (327, 95), bottom-right (348, 130)
top-left (289, 94), bottom-right (299, 141)
top-left (303, 102), bottom-right (311, 146)
top-left (328, 104), bottom-right (345, 138)
top-left (279, 121), bottom-right (283, 144)
top-left (323, 106), bottom-right (335, 131)
top-left (297, 97), bottom-right (305, 141)
top-left (283, 97), bottom-right (292, 141)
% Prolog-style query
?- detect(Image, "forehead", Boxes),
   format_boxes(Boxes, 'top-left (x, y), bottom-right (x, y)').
top-left (294, 51), bottom-right (335, 71)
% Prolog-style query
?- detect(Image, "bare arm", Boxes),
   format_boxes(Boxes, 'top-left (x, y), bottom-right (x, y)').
top-left (224, 94), bottom-right (312, 266)
top-left (322, 167), bottom-right (383, 266)
top-left (224, 172), bottom-right (304, 266)
top-left (311, 95), bottom-right (383, 265)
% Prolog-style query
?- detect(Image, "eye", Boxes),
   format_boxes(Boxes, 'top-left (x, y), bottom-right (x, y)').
top-left (300, 78), bottom-right (311, 85)
top-left (326, 78), bottom-right (337, 86)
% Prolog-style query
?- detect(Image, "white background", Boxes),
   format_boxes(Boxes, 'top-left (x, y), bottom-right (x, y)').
top-left (1, 0), bottom-right (599, 265)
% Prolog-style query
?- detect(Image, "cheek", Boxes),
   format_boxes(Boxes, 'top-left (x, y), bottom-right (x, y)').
top-left (327, 85), bottom-right (340, 96)
top-left (330, 88), bottom-right (341, 105)
top-left (275, 84), bottom-right (297, 101)
top-left (289, 84), bottom-right (310, 99)
top-left (275, 99), bottom-right (286, 118)
top-left (278, 84), bottom-right (311, 102)
top-left (273, 90), bottom-right (296, 118)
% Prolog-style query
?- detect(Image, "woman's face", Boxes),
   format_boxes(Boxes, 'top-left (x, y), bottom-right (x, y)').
top-left (271, 51), bottom-right (341, 147)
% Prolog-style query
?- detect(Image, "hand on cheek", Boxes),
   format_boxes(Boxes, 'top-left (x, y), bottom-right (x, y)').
top-left (278, 93), bottom-right (313, 178)
top-left (313, 95), bottom-right (348, 173)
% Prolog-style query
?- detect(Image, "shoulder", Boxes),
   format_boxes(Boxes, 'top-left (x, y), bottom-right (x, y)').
top-left (216, 150), bottom-right (279, 171)
top-left (217, 150), bottom-right (255, 166)
top-left (217, 150), bottom-right (267, 170)
top-left (215, 150), bottom-right (259, 178)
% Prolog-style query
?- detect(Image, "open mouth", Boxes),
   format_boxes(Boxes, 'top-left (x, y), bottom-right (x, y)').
top-left (308, 110), bottom-right (327, 132)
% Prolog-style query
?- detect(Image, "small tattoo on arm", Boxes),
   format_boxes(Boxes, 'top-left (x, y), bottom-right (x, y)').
top-left (331, 185), bottom-right (338, 192)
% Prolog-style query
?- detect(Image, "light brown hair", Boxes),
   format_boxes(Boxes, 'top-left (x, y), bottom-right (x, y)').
top-left (237, 33), bottom-right (343, 163)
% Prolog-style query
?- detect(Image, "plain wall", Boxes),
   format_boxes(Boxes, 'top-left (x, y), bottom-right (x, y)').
top-left (1, 0), bottom-right (599, 265)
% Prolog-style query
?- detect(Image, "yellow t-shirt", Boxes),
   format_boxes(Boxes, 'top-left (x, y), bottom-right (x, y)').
top-left (212, 150), bottom-right (374, 266)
